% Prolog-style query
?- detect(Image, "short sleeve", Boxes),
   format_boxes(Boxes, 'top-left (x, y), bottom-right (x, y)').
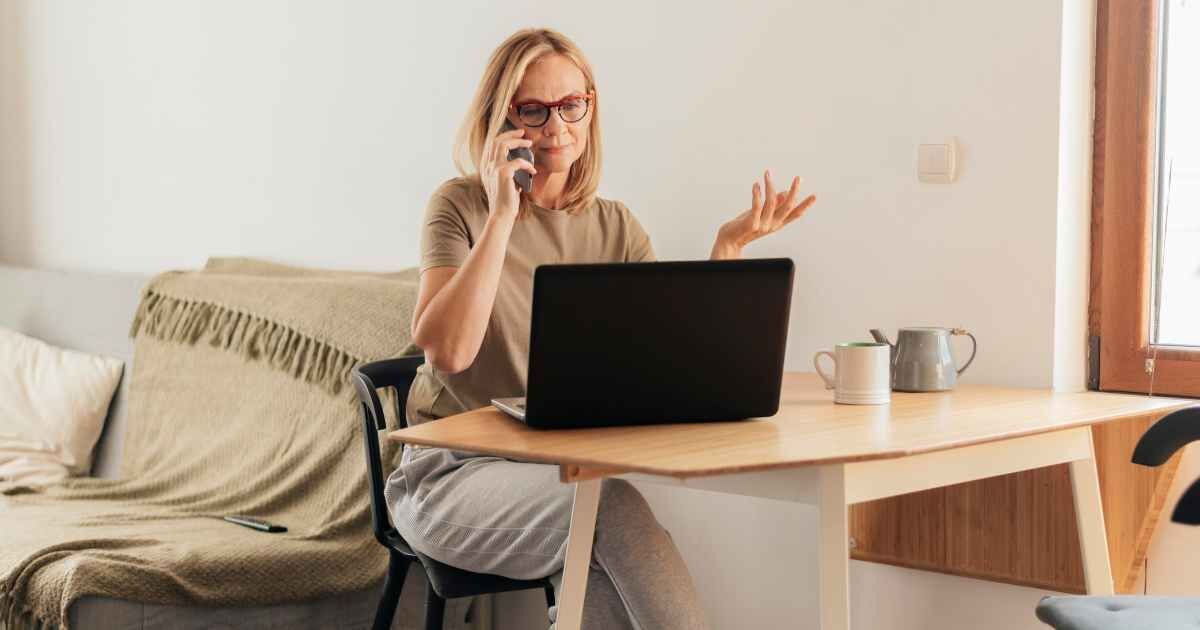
top-left (619, 202), bottom-right (657, 263)
top-left (419, 192), bottom-right (471, 272)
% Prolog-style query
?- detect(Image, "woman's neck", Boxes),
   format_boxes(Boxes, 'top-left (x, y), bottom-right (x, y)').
top-left (529, 170), bottom-right (569, 210)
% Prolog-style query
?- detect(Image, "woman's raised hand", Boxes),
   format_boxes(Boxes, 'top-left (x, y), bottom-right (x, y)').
top-left (479, 126), bottom-right (537, 220)
top-left (717, 170), bottom-right (816, 251)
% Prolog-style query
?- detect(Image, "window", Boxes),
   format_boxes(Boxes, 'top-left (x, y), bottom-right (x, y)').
top-left (1152, 0), bottom-right (1200, 348)
top-left (1091, 0), bottom-right (1200, 397)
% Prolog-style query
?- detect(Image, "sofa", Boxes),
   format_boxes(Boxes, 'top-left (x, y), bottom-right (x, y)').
top-left (0, 263), bottom-right (477, 630)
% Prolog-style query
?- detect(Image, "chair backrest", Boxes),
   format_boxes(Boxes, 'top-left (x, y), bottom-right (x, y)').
top-left (1131, 405), bottom-right (1200, 466)
top-left (351, 355), bottom-right (426, 547)
top-left (1176, 478), bottom-right (1200, 525)
top-left (1131, 405), bottom-right (1200, 526)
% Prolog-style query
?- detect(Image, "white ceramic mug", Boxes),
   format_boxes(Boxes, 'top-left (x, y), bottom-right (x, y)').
top-left (813, 342), bottom-right (891, 405)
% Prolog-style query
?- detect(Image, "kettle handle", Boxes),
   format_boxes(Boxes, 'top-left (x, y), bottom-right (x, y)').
top-left (951, 328), bottom-right (977, 376)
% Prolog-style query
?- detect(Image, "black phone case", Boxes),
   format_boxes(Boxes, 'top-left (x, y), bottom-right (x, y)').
top-left (501, 120), bottom-right (534, 193)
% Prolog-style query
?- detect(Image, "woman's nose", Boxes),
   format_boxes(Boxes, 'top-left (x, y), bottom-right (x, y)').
top-left (543, 113), bottom-right (567, 136)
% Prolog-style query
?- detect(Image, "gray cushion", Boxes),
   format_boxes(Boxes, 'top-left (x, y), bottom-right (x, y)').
top-left (1037, 596), bottom-right (1200, 629)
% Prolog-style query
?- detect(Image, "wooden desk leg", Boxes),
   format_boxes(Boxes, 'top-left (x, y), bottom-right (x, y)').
top-left (556, 479), bottom-right (601, 630)
top-left (1069, 439), bottom-right (1115, 595)
top-left (819, 464), bottom-right (850, 630)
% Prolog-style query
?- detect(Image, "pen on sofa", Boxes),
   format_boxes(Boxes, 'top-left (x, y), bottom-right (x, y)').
top-left (220, 515), bottom-right (287, 533)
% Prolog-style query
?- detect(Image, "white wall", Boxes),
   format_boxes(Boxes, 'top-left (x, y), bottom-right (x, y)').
top-left (0, 0), bottom-right (1060, 388)
top-left (3, 1), bottom-right (1195, 629)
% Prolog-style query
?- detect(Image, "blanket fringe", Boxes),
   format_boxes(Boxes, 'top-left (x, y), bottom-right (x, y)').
top-left (128, 290), bottom-right (361, 397)
top-left (0, 592), bottom-right (56, 630)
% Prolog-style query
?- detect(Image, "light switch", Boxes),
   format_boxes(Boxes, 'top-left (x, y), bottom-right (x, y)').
top-left (918, 137), bottom-right (958, 184)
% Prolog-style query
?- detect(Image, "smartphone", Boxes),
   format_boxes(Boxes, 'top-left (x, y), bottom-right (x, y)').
top-left (500, 119), bottom-right (535, 194)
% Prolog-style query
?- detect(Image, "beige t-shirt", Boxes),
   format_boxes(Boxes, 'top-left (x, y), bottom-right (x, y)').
top-left (406, 177), bottom-right (656, 427)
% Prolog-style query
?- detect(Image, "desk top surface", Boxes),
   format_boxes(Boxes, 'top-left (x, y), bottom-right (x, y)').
top-left (387, 373), bottom-right (1192, 477)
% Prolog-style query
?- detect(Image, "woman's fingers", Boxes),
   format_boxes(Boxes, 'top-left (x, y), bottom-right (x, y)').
top-left (499, 158), bottom-right (537, 178)
top-left (761, 170), bottom-right (778, 224)
top-left (769, 192), bottom-right (788, 227)
top-left (750, 181), bottom-right (764, 230)
top-left (499, 136), bottom-right (534, 152)
top-left (778, 176), bottom-right (802, 220)
top-left (738, 172), bottom-right (814, 242)
top-left (489, 128), bottom-right (526, 159)
top-left (492, 132), bottom-right (533, 164)
top-left (778, 194), bottom-right (817, 228)
top-left (495, 126), bottom-right (526, 145)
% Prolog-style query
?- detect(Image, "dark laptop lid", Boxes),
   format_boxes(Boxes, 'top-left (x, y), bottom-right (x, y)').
top-left (524, 258), bottom-right (794, 428)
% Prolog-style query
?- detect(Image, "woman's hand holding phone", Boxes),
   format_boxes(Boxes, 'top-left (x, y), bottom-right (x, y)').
top-left (480, 123), bottom-right (537, 220)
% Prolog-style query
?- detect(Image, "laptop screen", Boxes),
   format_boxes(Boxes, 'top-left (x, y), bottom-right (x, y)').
top-left (524, 258), bottom-right (793, 427)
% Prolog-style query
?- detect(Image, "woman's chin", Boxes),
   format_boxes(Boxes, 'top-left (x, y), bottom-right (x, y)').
top-left (537, 151), bottom-right (576, 170)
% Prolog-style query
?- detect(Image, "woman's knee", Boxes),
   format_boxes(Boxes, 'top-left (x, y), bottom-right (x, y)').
top-left (596, 478), bottom-right (655, 530)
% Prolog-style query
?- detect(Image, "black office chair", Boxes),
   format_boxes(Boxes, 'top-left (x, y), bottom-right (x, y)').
top-left (1035, 405), bottom-right (1200, 629)
top-left (1131, 405), bottom-right (1200, 525)
top-left (352, 356), bottom-right (556, 630)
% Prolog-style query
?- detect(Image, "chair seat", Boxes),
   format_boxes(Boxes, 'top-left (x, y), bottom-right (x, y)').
top-left (384, 532), bottom-right (550, 600)
top-left (1036, 595), bottom-right (1200, 629)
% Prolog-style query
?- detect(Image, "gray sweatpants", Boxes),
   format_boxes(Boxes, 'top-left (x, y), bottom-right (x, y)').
top-left (383, 445), bottom-right (709, 630)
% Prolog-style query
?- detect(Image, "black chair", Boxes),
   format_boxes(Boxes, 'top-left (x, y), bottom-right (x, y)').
top-left (352, 356), bottom-right (556, 630)
top-left (1131, 405), bottom-right (1200, 525)
top-left (1035, 405), bottom-right (1200, 629)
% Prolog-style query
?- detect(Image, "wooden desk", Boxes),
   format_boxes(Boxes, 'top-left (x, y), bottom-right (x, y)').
top-left (388, 373), bottom-right (1191, 630)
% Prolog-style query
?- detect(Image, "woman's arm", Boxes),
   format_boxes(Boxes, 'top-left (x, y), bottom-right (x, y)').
top-left (710, 240), bottom-right (743, 260)
top-left (411, 127), bottom-right (535, 374)
top-left (411, 212), bottom-right (516, 374)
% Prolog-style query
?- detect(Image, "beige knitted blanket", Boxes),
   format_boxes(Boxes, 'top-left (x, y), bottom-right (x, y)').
top-left (0, 258), bottom-right (419, 629)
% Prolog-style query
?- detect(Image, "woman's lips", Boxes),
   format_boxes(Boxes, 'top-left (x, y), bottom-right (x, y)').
top-left (541, 145), bottom-right (569, 154)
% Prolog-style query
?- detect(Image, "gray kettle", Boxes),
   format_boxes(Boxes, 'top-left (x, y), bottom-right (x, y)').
top-left (868, 327), bottom-right (978, 392)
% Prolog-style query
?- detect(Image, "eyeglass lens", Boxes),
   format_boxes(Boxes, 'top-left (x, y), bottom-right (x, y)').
top-left (516, 97), bottom-right (589, 127)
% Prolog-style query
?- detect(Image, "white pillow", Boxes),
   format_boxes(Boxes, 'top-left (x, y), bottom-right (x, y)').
top-left (0, 326), bottom-right (123, 490)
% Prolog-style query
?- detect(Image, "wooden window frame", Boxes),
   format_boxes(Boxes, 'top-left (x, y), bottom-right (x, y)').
top-left (1091, 0), bottom-right (1200, 397)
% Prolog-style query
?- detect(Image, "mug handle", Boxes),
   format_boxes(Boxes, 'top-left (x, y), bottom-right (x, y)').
top-left (813, 350), bottom-right (837, 389)
top-left (951, 328), bottom-right (977, 376)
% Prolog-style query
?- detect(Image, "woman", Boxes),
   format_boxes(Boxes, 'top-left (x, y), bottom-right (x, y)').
top-left (384, 28), bottom-right (815, 629)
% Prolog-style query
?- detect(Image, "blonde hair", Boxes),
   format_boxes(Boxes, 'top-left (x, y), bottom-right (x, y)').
top-left (452, 28), bottom-right (601, 215)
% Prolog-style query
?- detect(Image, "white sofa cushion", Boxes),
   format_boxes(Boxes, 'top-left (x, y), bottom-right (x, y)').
top-left (0, 326), bottom-right (123, 490)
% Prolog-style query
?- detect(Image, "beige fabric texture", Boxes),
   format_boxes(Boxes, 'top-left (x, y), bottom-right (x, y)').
top-left (407, 176), bottom-right (655, 428)
top-left (0, 259), bottom-right (419, 630)
top-left (203, 256), bottom-right (420, 282)
top-left (0, 328), bottom-right (124, 493)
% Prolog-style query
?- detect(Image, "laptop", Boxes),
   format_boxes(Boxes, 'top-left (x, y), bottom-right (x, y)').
top-left (491, 258), bottom-right (794, 429)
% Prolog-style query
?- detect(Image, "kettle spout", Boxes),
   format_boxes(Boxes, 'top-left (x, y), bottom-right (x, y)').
top-left (869, 329), bottom-right (893, 348)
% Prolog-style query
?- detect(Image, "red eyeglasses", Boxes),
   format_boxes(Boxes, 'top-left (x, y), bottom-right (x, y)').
top-left (509, 91), bottom-right (594, 127)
